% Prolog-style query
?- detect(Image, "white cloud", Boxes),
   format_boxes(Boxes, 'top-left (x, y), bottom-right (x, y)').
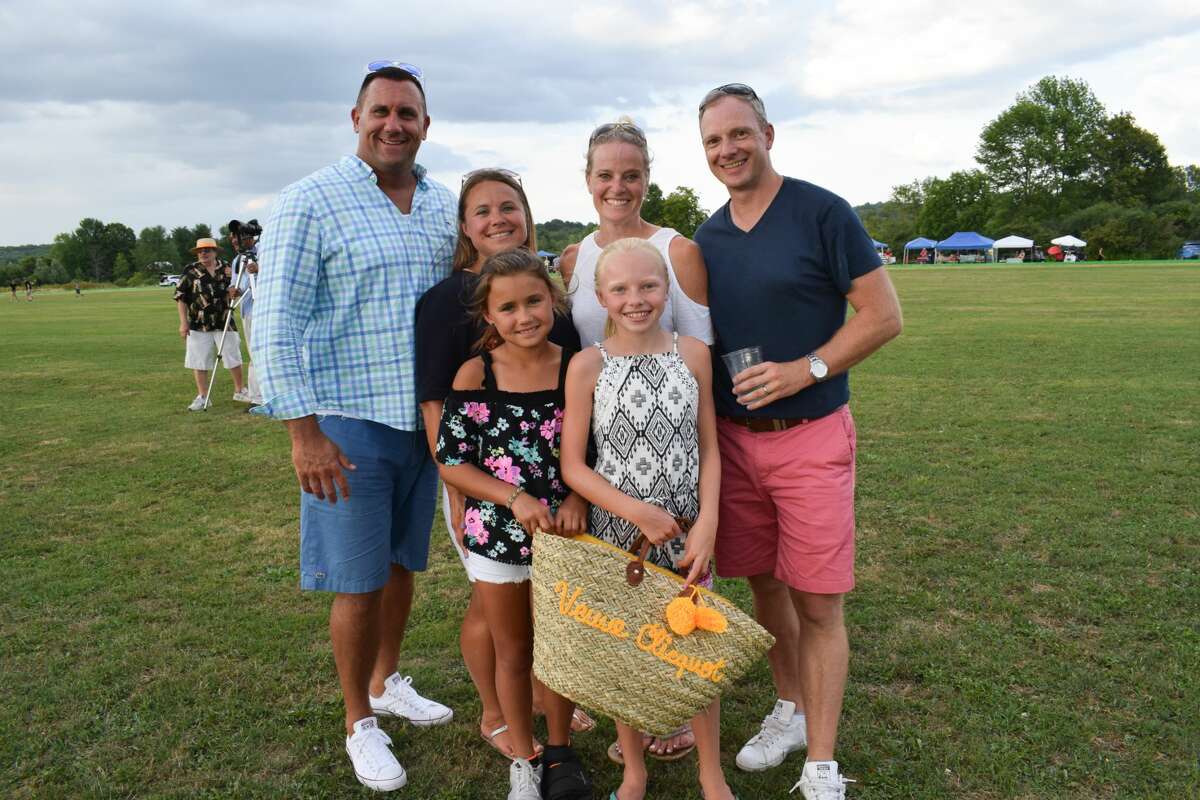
top-left (1, 2), bottom-right (1199, 245)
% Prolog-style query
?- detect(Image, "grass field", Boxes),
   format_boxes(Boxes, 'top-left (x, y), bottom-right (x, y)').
top-left (1, 262), bottom-right (1197, 799)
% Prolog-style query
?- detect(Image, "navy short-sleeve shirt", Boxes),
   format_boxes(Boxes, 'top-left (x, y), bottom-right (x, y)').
top-left (694, 177), bottom-right (881, 420)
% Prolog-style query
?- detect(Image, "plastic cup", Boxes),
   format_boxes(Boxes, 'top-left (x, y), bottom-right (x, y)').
top-left (721, 346), bottom-right (763, 383)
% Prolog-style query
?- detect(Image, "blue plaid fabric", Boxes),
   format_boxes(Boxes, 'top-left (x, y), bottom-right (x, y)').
top-left (251, 156), bottom-right (457, 430)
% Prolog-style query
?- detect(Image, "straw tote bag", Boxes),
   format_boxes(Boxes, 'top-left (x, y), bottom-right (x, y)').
top-left (531, 527), bottom-right (775, 735)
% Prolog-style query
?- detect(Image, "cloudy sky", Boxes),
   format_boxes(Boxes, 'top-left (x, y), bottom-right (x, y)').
top-left (2, 1), bottom-right (1199, 247)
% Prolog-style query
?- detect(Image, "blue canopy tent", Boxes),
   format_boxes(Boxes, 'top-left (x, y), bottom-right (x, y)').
top-left (904, 237), bottom-right (938, 264)
top-left (935, 231), bottom-right (994, 263)
top-left (870, 239), bottom-right (893, 264)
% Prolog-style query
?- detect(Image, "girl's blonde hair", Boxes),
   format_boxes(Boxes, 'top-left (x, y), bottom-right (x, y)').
top-left (593, 237), bottom-right (670, 338)
top-left (468, 248), bottom-right (568, 352)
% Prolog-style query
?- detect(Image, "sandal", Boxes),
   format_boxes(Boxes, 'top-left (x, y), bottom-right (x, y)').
top-left (481, 723), bottom-right (544, 759)
top-left (605, 734), bottom-right (652, 766)
top-left (647, 723), bottom-right (695, 761)
top-left (571, 707), bottom-right (596, 733)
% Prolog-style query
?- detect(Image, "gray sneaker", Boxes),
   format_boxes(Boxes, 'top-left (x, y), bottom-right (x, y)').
top-left (187, 395), bottom-right (208, 412)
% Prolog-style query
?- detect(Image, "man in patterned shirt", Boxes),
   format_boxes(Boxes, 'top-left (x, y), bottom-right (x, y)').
top-left (252, 63), bottom-right (457, 792)
top-left (174, 237), bottom-right (250, 411)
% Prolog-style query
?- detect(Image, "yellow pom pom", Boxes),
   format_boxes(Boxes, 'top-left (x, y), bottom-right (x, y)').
top-left (695, 606), bottom-right (728, 633)
top-left (666, 596), bottom-right (697, 635)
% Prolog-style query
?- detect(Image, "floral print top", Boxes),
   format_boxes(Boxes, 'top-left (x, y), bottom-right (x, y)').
top-left (435, 350), bottom-right (574, 566)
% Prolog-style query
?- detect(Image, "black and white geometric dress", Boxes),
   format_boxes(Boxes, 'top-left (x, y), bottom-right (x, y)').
top-left (590, 332), bottom-right (699, 573)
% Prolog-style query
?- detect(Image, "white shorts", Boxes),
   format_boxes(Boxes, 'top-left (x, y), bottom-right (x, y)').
top-left (466, 552), bottom-right (531, 585)
top-left (444, 484), bottom-right (531, 584)
top-left (442, 483), bottom-right (472, 580)
top-left (185, 329), bottom-right (243, 370)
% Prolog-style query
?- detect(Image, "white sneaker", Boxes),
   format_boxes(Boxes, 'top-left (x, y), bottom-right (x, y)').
top-left (345, 717), bottom-right (406, 792)
top-left (507, 757), bottom-right (542, 800)
top-left (187, 395), bottom-right (208, 412)
top-left (789, 760), bottom-right (855, 799)
top-left (736, 699), bottom-right (807, 771)
top-left (232, 389), bottom-right (253, 403)
top-left (369, 673), bottom-right (453, 726)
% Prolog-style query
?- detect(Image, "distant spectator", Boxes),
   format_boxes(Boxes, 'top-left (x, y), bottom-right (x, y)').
top-left (8, 280), bottom-right (16, 301)
top-left (25, 279), bottom-right (33, 301)
top-left (174, 237), bottom-right (249, 411)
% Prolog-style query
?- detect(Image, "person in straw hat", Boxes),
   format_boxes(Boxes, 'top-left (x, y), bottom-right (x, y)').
top-left (173, 237), bottom-right (250, 411)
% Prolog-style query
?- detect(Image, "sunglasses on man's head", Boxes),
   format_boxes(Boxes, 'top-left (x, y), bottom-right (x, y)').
top-left (699, 83), bottom-right (761, 111)
top-left (461, 168), bottom-right (522, 188)
top-left (364, 60), bottom-right (423, 81)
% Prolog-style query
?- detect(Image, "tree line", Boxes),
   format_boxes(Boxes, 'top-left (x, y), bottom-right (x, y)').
top-left (856, 75), bottom-right (1200, 259)
top-left (0, 222), bottom-right (243, 287)
top-left (2, 182), bottom-right (710, 287)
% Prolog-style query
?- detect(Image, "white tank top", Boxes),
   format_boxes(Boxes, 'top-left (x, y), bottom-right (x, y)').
top-left (567, 227), bottom-right (714, 348)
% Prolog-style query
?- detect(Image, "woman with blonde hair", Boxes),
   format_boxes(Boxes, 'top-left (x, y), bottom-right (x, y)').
top-left (560, 117), bottom-right (713, 351)
top-left (559, 119), bottom-right (714, 764)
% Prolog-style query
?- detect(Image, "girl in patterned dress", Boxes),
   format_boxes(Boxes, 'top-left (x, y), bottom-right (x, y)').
top-left (561, 239), bottom-right (733, 800)
top-left (436, 249), bottom-right (593, 800)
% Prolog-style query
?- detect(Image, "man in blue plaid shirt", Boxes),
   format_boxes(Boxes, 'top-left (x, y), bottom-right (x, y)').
top-left (252, 62), bottom-right (457, 792)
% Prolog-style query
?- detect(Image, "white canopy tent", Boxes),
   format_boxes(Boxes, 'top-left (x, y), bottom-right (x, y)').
top-left (1052, 235), bottom-right (1087, 247)
top-left (993, 234), bottom-right (1035, 262)
top-left (993, 235), bottom-right (1034, 249)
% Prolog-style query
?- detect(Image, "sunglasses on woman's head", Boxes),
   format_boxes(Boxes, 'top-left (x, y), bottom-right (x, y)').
top-left (461, 168), bottom-right (522, 189)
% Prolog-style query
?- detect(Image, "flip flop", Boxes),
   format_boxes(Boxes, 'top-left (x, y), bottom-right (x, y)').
top-left (481, 724), bottom-right (543, 759)
top-left (605, 735), bottom-right (652, 766)
top-left (571, 707), bottom-right (596, 733)
top-left (647, 724), bottom-right (695, 762)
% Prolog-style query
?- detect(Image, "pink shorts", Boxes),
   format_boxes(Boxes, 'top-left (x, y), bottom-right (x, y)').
top-left (715, 405), bottom-right (857, 594)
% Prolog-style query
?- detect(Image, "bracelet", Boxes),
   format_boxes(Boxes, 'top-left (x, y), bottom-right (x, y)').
top-left (504, 486), bottom-right (525, 509)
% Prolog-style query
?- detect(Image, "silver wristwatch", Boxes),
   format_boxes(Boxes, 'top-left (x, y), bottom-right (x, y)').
top-left (806, 353), bottom-right (829, 382)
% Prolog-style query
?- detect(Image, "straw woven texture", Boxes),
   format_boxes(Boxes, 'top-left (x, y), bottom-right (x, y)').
top-left (532, 534), bottom-right (775, 735)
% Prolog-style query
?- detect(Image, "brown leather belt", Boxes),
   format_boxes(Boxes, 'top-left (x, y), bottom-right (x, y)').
top-left (719, 415), bottom-right (811, 433)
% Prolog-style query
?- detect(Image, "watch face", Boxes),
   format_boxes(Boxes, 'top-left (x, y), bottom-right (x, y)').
top-left (810, 357), bottom-right (829, 379)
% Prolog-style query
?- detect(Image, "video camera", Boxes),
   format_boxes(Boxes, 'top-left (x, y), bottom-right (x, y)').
top-left (228, 219), bottom-right (261, 263)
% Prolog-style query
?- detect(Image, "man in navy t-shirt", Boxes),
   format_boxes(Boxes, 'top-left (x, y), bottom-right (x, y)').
top-left (694, 83), bottom-right (902, 800)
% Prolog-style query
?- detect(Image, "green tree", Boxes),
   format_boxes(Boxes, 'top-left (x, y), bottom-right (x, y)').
top-left (656, 186), bottom-right (708, 238)
top-left (856, 178), bottom-right (934, 254)
top-left (171, 226), bottom-right (196, 266)
top-left (977, 76), bottom-right (1107, 213)
top-left (1095, 112), bottom-right (1180, 206)
top-left (112, 253), bottom-right (134, 284)
top-left (534, 219), bottom-right (598, 254)
top-left (34, 259), bottom-right (69, 284)
top-left (917, 170), bottom-right (992, 240)
top-left (50, 232), bottom-right (87, 279)
top-left (134, 225), bottom-right (177, 271)
top-left (641, 183), bottom-right (665, 227)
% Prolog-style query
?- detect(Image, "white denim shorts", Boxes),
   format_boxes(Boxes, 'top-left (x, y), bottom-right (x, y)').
top-left (442, 483), bottom-right (473, 581)
top-left (466, 551), bottom-right (531, 585)
top-left (184, 329), bottom-right (243, 370)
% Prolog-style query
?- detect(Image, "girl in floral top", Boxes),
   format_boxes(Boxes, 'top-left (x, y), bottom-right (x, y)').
top-left (435, 248), bottom-right (591, 799)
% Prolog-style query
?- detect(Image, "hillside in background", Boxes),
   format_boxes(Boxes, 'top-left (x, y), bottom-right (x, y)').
top-left (0, 244), bottom-right (52, 264)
